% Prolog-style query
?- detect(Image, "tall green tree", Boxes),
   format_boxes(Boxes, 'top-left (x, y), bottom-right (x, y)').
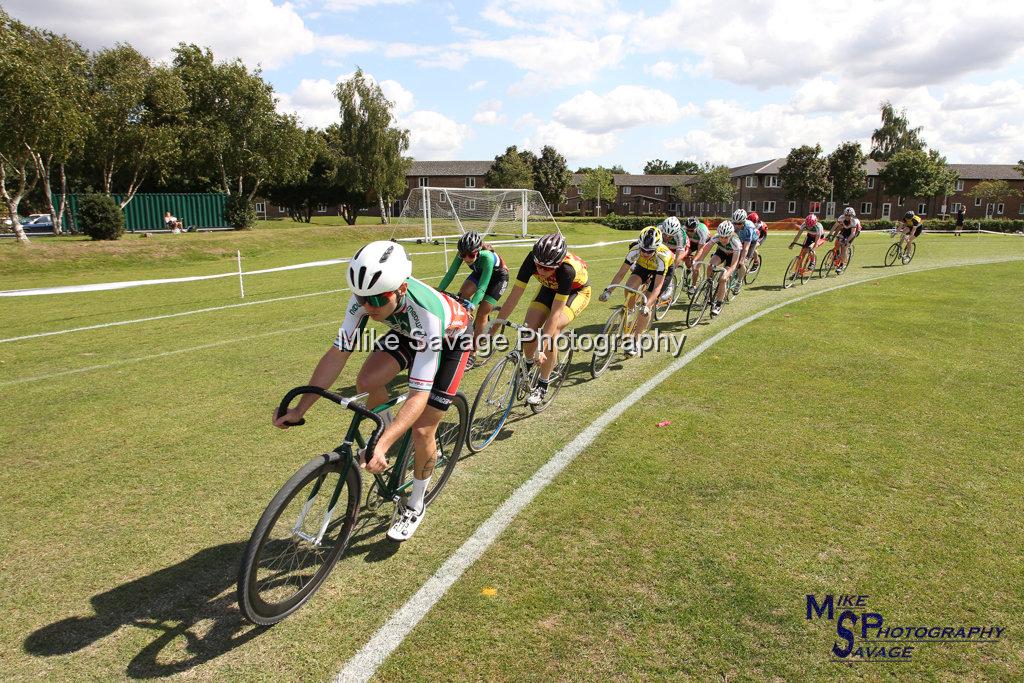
top-left (88, 44), bottom-right (186, 208)
top-left (779, 145), bottom-right (830, 215)
top-left (263, 128), bottom-right (333, 223)
top-left (690, 163), bottom-right (736, 213)
top-left (532, 145), bottom-right (573, 208)
top-left (174, 44), bottom-right (311, 208)
top-left (643, 159), bottom-right (671, 174)
top-left (671, 160), bottom-right (701, 175)
top-left (334, 69), bottom-right (411, 223)
top-left (827, 141), bottom-right (868, 207)
top-left (579, 166), bottom-right (616, 216)
top-left (870, 101), bottom-right (925, 162)
top-left (485, 145), bottom-right (535, 189)
top-left (1015, 160), bottom-right (1024, 178)
top-left (879, 148), bottom-right (958, 205)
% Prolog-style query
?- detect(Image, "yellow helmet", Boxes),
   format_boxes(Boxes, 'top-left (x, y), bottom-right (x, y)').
top-left (638, 226), bottom-right (662, 251)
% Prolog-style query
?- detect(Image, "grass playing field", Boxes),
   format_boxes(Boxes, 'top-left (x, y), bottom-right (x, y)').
top-left (1, 221), bottom-right (1021, 680)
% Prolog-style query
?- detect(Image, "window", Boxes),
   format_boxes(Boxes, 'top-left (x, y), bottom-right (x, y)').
top-left (576, 201), bottom-right (582, 211)
top-left (975, 197), bottom-right (982, 206)
top-left (736, 179), bottom-right (741, 189)
top-left (317, 204), bottom-right (327, 214)
top-left (861, 202), bottom-right (872, 215)
top-left (866, 177), bottom-right (875, 189)
top-left (745, 176), bottom-right (757, 188)
top-left (655, 186), bottom-right (663, 195)
top-left (952, 202), bottom-right (962, 212)
top-left (764, 201), bottom-right (776, 213)
top-left (418, 177), bottom-right (429, 187)
top-left (897, 196), bottom-right (904, 206)
top-left (809, 201), bottom-right (821, 213)
top-left (254, 202), bottom-right (266, 213)
top-left (764, 175), bottom-right (779, 188)
top-left (997, 203), bottom-right (1005, 215)
top-left (467, 200), bottom-right (477, 211)
top-left (277, 205), bottom-right (288, 213)
top-left (1018, 203), bottom-right (1024, 215)
top-left (622, 202), bottom-right (631, 210)
top-left (622, 186), bottom-right (632, 195)
top-left (956, 179), bottom-right (964, 192)
top-left (465, 177), bottom-right (476, 188)
top-left (882, 203), bottom-right (891, 218)
top-left (788, 200), bottom-right (797, 214)
top-left (746, 201), bottom-right (756, 212)
top-left (452, 201), bottom-right (460, 210)
top-left (916, 203), bottom-right (927, 215)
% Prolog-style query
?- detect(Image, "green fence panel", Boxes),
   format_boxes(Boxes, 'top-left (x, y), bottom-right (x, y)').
top-left (55, 193), bottom-right (229, 232)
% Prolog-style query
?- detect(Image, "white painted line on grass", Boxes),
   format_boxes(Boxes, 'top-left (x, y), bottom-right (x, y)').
top-left (332, 255), bottom-right (1024, 683)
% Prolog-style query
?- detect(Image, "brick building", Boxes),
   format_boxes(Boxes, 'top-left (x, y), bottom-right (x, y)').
top-left (559, 174), bottom-right (693, 216)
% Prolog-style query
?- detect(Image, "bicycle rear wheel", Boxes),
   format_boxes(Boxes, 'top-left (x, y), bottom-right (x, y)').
top-left (686, 280), bottom-right (712, 327)
top-left (743, 252), bottom-right (761, 285)
top-left (591, 307), bottom-right (625, 378)
top-left (238, 452), bottom-right (361, 625)
top-left (467, 356), bottom-right (517, 452)
top-left (399, 393), bottom-right (468, 502)
top-left (884, 243), bottom-right (900, 267)
top-left (903, 241), bottom-right (916, 264)
top-left (531, 346), bottom-right (574, 414)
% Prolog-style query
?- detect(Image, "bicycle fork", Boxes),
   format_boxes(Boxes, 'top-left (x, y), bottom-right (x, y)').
top-left (291, 456), bottom-right (349, 547)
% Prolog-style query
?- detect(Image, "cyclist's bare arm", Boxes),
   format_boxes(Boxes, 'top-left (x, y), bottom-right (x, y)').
top-left (648, 274), bottom-right (666, 307)
top-left (607, 262), bottom-right (630, 288)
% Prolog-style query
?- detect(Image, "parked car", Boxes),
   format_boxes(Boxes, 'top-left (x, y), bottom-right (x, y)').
top-left (22, 214), bottom-right (54, 230)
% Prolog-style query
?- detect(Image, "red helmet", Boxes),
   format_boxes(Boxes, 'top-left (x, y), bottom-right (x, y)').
top-left (804, 214), bottom-right (818, 227)
top-left (748, 211), bottom-right (760, 223)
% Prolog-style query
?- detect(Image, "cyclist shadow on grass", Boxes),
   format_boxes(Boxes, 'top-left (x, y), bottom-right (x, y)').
top-left (24, 541), bottom-right (266, 679)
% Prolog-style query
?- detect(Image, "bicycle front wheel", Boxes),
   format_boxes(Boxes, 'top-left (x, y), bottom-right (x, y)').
top-left (653, 269), bottom-right (681, 321)
top-left (591, 307), bottom-right (625, 378)
top-left (884, 243), bottom-right (900, 267)
top-left (686, 280), bottom-right (712, 327)
top-left (743, 253), bottom-right (761, 285)
top-left (782, 255), bottom-right (800, 289)
top-left (467, 357), bottom-right (517, 452)
top-left (819, 249), bottom-right (836, 279)
top-left (531, 346), bottom-right (574, 414)
top-left (238, 452), bottom-right (361, 625)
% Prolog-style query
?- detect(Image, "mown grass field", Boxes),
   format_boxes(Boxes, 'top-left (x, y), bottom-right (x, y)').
top-left (1, 221), bottom-right (1022, 681)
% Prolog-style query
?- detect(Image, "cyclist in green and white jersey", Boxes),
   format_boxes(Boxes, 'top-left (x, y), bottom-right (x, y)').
top-left (273, 241), bottom-right (471, 542)
top-left (683, 217), bottom-right (713, 295)
top-left (437, 231), bottom-right (509, 364)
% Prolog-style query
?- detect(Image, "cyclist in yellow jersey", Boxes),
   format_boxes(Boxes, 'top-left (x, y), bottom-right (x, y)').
top-left (901, 210), bottom-right (924, 250)
top-left (600, 226), bottom-right (672, 356)
top-left (492, 233), bottom-right (591, 405)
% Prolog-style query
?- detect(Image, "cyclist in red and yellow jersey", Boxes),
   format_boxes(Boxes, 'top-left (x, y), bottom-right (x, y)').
top-left (492, 233), bottom-right (591, 405)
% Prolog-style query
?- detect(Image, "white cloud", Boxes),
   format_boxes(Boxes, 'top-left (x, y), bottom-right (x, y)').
top-left (467, 34), bottom-right (625, 94)
top-left (278, 73), bottom-right (416, 128)
top-left (314, 34), bottom-right (378, 58)
top-left (380, 80), bottom-right (415, 114)
top-left (525, 121), bottom-right (618, 162)
top-left (323, 0), bottom-right (414, 11)
top-left (553, 86), bottom-right (696, 134)
top-left (402, 111), bottom-right (473, 159)
top-left (468, 80), bottom-right (488, 91)
top-left (473, 99), bottom-right (506, 125)
top-left (644, 61), bottom-right (678, 80)
top-left (4, 0), bottom-right (315, 70)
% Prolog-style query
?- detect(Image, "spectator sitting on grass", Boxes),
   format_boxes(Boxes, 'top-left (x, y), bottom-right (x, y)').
top-left (164, 211), bottom-right (183, 233)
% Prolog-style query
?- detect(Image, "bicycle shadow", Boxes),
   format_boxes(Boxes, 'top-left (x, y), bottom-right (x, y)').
top-left (24, 541), bottom-right (264, 679)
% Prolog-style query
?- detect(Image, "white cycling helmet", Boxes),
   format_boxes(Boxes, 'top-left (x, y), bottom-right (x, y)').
top-left (731, 208), bottom-right (748, 224)
top-left (660, 216), bottom-right (681, 232)
top-left (347, 240), bottom-right (412, 296)
top-left (844, 207), bottom-right (856, 218)
top-left (716, 221), bottom-right (735, 238)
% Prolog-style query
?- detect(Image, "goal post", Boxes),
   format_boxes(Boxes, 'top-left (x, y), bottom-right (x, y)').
top-left (394, 187), bottom-right (558, 242)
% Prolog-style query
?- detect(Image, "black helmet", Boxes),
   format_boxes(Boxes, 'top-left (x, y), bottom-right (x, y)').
top-left (904, 210), bottom-right (915, 219)
top-left (685, 217), bottom-right (698, 229)
top-left (532, 232), bottom-right (567, 267)
top-left (457, 231), bottom-right (482, 255)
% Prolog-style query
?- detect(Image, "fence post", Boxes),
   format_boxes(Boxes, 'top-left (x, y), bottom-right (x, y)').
top-left (237, 250), bottom-right (245, 298)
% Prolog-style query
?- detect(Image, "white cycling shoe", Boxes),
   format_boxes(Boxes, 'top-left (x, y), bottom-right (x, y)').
top-left (526, 387), bottom-right (547, 406)
top-left (387, 502), bottom-right (425, 542)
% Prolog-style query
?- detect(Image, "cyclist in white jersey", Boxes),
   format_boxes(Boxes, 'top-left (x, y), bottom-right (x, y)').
top-left (273, 241), bottom-right (471, 542)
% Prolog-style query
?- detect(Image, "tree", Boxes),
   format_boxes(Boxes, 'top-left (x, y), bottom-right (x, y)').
top-left (779, 145), bottom-right (830, 215)
top-left (1015, 160), bottom-right (1024, 179)
top-left (966, 180), bottom-right (1020, 214)
top-left (174, 44), bottom-right (311, 208)
top-left (87, 44), bottom-right (186, 209)
top-left (532, 145), bottom-right (573, 208)
top-left (870, 101), bottom-right (925, 162)
top-left (579, 166), bottom-right (616, 217)
top-left (485, 145), bottom-right (535, 189)
top-left (827, 142), bottom-right (868, 207)
top-left (644, 159), bottom-right (671, 174)
top-left (671, 160), bottom-right (701, 175)
top-left (879, 148), bottom-right (958, 205)
top-left (333, 69), bottom-right (411, 223)
top-left (263, 129), bottom-right (347, 223)
top-left (690, 163), bottom-right (736, 213)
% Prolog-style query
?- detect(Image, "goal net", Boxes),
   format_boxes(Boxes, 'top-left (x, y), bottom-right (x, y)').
top-left (394, 187), bottom-right (558, 242)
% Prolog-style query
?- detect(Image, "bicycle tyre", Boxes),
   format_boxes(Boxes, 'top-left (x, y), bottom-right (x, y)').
top-left (401, 392), bottom-right (467, 500)
top-left (686, 280), bottom-right (711, 327)
top-left (531, 346), bottom-right (574, 414)
top-left (653, 269), bottom-right (681, 321)
top-left (467, 357), bottom-right (517, 452)
top-left (903, 241), bottom-right (916, 264)
top-left (799, 254), bottom-right (814, 285)
top-left (591, 307), bottom-right (625, 378)
top-left (743, 252), bottom-right (761, 285)
top-left (819, 249), bottom-right (836, 279)
top-left (238, 452), bottom-right (361, 625)
top-left (884, 243), bottom-right (900, 267)
top-left (782, 255), bottom-right (800, 289)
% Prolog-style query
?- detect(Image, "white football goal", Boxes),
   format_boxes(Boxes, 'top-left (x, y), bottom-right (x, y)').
top-left (394, 187), bottom-right (558, 242)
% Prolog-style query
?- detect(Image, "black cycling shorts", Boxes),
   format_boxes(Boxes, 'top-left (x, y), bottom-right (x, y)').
top-left (468, 269), bottom-right (509, 306)
top-left (630, 264), bottom-right (666, 293)
top-left (375, 331), bottom-right (471, 411)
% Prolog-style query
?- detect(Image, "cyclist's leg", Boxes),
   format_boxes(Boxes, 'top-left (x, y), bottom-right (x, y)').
top-left (536, 286), bottom-right (589, 379)
top-left (627, 272), bottom-right (651, 337)
top-left (458, 277), bottom-right (478, 301)
top-left (711, 254), bottom-right (727, 303)
top-left (357, 337), bottom-right (406, 409)
top-left (523, 296), bottom-right (550, 362)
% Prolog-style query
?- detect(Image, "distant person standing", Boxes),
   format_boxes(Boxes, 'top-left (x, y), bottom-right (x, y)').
top-left (955, 205), bottom-right (965, 237)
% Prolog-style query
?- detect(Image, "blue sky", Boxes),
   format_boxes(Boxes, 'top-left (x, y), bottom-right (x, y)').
top-left (8, 0), bottom-right (1024, 170)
